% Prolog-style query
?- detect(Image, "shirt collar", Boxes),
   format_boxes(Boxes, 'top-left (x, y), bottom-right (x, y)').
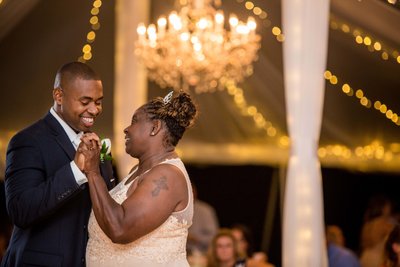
top-left (50, 107), bottom-right (83, 143)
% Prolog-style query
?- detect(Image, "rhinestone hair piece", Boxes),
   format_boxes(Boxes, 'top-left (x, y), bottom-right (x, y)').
top-left (163, 91), bottom-right (174, 104)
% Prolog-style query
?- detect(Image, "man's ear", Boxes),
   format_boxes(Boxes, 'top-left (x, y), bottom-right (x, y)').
top-left (53, 88), bottom-right (63, 105)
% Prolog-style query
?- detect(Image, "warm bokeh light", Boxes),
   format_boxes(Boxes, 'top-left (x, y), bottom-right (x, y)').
top-left (342, 84), bottom-right (350, 93)
top-left (82, 44), bottom-right (91, 53)
top-left (326, 70), bottom-right (400, 126)
top-left (260, 11), bottom-right (268, 19)
top-left (329, 75), bottom-right (338, 84)
top-left (90, 16), bottom-right (99, 25)
top-left (78, 0), bottom-right (102, 62)
top-left (87, 31), bottom-right (96, 41)
top-left (341, 24), bottom-right (350, 33)
top-left (355, 89), bottom-right (364, 98)
top-left (91, 7), bottom-right (99, 15)
top-left (330, 15), bottom-right (399, 64)
top-left (272, 26), bottom-right (281, 35)
top-left (93, 0), bottom-right (102, 8)
top-left (374, 101), bottom-right (381, 109)
top-left (324, 70), bottom-right (332, 79)
top-left (245, 1), bottom-right (254, 10)
top-left (360, 97), bottom-right (368, 106)
top-left (363, 36), bottom-right (372, 46)
top-left (253, 7), bottom-right (262, 15)
top-left (91, 23), bottom-right (100, 30)
top-left (277, 34), bottom-right (285, 42)
top-left (83, 52), bottom-right (92, 60)
top-left (374, 42), bottom-right (382, 51)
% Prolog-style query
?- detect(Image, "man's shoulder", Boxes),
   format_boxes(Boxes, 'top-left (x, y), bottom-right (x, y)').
top-left (10, 113), bottom-right (53, 145)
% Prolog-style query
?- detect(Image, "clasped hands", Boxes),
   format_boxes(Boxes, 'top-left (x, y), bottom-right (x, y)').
top-left (74, 132), bottom-right (102, 175)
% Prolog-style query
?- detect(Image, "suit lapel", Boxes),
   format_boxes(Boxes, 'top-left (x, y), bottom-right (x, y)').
top-left (43, 112), bottom-right (76, 161)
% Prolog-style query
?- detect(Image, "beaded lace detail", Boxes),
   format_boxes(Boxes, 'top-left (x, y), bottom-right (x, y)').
top-left (86, 158), bottom-right (193, 264)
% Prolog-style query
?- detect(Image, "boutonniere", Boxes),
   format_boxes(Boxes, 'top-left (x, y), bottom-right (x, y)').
top-left (100, 138), bottom-right (112, 163)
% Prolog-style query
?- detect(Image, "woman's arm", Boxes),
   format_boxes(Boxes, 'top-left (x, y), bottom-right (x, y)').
top-left (80, 134), bottom-right (187, 244)
top-left (86, 164), bottom-right (187, 244)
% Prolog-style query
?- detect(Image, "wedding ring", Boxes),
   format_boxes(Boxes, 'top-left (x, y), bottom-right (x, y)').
top-left (89, 147), bottom-right (94, 150)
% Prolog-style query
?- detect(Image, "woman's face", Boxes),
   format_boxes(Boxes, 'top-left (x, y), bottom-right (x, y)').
top-left (123, 108), bottom-right (154, 157)
top-left (215, 236), bottom-right (236, 263)
top-left (232, 229), bottom-right (248, 257)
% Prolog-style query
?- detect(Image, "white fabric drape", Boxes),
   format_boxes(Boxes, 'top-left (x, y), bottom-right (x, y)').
top-left (114, 0), bottom-right (150, 177)
top-left (282, 0), bottom-right (330, 266)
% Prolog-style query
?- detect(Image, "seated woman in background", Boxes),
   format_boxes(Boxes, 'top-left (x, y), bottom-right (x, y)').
top-left (207, 229), bottom-right (246, 267)
top-left (382, 224), bottom-right (400, 267)
top-left (360, 195), bottom-right (396, 267)
top-left (231, 224), bottom-right (275, 267)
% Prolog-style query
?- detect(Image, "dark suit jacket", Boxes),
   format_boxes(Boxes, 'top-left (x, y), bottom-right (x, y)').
top-left (1, 112), bottom-right (115, 267)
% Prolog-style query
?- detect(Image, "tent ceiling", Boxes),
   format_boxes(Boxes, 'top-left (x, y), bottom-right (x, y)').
top-left (0, 0), bottom-right (399, 172)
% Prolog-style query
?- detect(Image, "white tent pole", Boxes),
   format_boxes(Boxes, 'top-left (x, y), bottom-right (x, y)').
top-left (114, 0), bottom-right (150, 177)
top-left (281, 0), bottom-right (330, 266)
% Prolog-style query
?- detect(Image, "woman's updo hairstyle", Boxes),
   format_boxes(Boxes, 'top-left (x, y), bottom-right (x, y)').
top-left (143, 91), bottom-right (198, 146)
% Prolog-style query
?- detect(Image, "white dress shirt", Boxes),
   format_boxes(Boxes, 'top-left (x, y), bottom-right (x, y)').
top-left (50, 108), bottom-right (88, 185)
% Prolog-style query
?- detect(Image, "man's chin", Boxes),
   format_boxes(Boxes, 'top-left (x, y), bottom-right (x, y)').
top-left (78, 125), bottom-right (94, 133)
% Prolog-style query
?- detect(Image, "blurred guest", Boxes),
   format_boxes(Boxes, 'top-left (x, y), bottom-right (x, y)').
top-left (360, 195), bottom-right (396, 267)
top-left (207, 228), bottom-right (246, 267)
top-left (327, 225), bottom-right (345, 247)
top-left (326, 225), bottom-right (361, 267)
top-left (231, 224), bottom-right (275, 267)
top-left (382, 223), bottom-right (400, 267)
top-left (187, 184), bottom-right (219, 254)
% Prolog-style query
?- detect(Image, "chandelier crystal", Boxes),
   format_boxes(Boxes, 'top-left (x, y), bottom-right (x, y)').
top-left (134, 0), bottom-right (261, 93)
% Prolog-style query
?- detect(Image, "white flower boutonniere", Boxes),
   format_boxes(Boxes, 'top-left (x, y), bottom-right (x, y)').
top-left (100, 138), bottom-right (112, 163)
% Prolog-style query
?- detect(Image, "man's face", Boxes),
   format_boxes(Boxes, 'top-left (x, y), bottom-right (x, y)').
top-left (54, 78), bottom-right (103, 132)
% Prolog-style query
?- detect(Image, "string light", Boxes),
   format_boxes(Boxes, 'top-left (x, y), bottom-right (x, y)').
top-left (229, 1), bottom-right (400, 167)
top-left (317, 141), bottom-right (400, 164)
top-left (330, 14), bottom-right (400, 65)
top-left (224, 79), bottom-right (288, 142)
top-left (325, 70), bottom-right (400, 126)
top-left (78, 0), bottom-right (103, 62)
top-left (236, 0), bottom-right (284, 42)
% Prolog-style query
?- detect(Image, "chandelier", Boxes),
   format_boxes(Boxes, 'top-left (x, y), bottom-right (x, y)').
top-left (134, 0), bottom-right (261, 93)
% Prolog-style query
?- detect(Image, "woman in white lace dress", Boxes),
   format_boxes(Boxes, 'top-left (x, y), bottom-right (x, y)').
top-left (77, 91), bottom-right (198, 267)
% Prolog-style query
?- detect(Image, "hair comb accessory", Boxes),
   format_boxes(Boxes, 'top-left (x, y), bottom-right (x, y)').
top-left (163, 91), bottom-right (174, 104)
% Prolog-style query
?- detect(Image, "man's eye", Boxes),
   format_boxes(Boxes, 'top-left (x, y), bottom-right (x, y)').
top-left (81, 101), bottom-right (90, 105)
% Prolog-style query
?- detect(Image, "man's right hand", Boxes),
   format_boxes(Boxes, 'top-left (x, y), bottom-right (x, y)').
top-left (74, 147), bottom-right (86, 171)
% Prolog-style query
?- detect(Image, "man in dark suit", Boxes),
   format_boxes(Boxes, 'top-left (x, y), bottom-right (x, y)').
top-left (1, 62), bottom-right (115, 267)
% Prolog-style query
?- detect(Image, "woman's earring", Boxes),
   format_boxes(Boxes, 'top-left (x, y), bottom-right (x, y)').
top-left (151, 132), bottom-right (155, 136)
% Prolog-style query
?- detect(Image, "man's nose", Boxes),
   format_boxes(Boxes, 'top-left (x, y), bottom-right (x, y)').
top-left (88, 102), bottom-right (101, 115)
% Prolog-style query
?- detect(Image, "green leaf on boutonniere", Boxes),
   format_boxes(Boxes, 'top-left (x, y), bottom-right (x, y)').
top-left (100, 138), bottom-right (112, 163)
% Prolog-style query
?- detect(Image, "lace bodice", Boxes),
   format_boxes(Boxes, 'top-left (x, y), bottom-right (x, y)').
top-left (86, 158), bottom-right (193, 266)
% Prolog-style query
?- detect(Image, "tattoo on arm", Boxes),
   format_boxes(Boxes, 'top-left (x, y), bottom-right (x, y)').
top-left (151, 176), bottom-right (169, 197)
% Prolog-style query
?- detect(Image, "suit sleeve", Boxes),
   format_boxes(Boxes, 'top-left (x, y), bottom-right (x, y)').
top-left (4, 132), bottom-right (83, 229)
